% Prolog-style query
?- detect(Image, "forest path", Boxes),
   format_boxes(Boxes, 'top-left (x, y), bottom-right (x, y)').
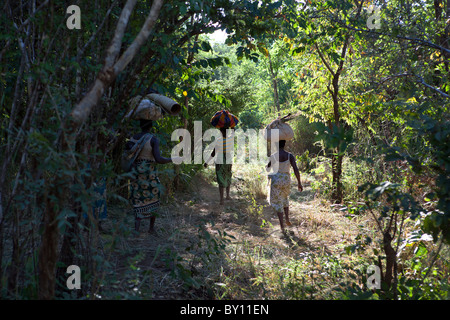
top-left (104, 167), bottom-right (361, 299)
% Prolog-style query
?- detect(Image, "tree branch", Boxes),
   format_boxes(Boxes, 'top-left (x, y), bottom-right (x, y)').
top-left (104, 0), bottom-right (138, 69)
top-left (314, 43), bottom-right (335, 77)
top-left (377, 73), bottom-right (450, 99)
top-left (70, 0), bottom-right (165, 126)
top-left (113, 0), bottom-right (164, 74)
top-left (335, 22), bottom-right (450, 55)
top-left (416, 75), bottom-right (450, 99)
top-left (77, 0), bottom-right (119, 62)
top-left (379, 73), bottom-right (413, 84)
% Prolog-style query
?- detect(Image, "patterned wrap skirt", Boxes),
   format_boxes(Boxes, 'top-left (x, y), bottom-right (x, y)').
top-left (130, 159), bottom-right (161, 219)
top-left (215, 163), bottom-right (232, 188)
top-left (268, 172), bottom-right (291, 212)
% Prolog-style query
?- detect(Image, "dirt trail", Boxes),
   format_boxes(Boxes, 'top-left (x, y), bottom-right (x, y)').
top-left (104, 169), bottom-right (360, 299)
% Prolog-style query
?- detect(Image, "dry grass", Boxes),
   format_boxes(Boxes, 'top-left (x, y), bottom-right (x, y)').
top-left (97, 164), bottom-right (447, 300)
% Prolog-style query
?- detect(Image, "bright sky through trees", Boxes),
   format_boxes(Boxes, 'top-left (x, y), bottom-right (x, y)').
top-left (211, 29), bottom-right (228, 43)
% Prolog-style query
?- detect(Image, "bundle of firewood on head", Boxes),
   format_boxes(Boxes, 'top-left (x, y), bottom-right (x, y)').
top-left (126, 90), bottom-right (182, 121)
top-left (263, 113), bottom-right (298, 142)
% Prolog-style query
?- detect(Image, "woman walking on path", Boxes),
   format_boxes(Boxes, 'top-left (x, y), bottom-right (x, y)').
top-left (126, 119), bottom-right (174, 234)
top-left (267, 139), bottom-right (303, 232)
top-left (204, 127), bottom-right (235, 205)
top-left (204, 109), bottom-right (239, 205)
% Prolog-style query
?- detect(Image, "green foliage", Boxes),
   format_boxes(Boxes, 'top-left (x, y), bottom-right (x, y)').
top-left (1, 0), bottom-right (449, 301)
top-left (296, 150), bottom-right (311, 173)
top-left (396, 241), bottom-right (449, 300)
top-left (372, 104), bottom-right (450, 244)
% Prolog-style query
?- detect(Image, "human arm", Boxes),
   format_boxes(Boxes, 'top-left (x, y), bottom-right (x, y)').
top-left (289, 153), bottom-right (303, 192)
top-left (151, 136), bottom-right (172, 164)
top-left (266, 159), bottom-right (272, 172)
top-left (203, 149), bottom-right (215, 168)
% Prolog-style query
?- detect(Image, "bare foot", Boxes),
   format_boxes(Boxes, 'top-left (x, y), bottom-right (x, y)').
top-left (285, 221), bottom-right (292, 227)
top-left (226, 196), bottom-right (232, 200)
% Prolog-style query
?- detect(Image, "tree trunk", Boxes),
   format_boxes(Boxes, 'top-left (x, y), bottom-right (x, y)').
top-left (267, 52), bottom-right (281, 116)
top-left (56, 210), bottom-right (80, 295)
top-left (314, 3), bottom-right (364, 204)
top-left (331, 153), bottom-right (343, 203)
top-left (38, 185), bottom-right (60, 300)
top-left (383, 231), bottom-right (396, 291)
top-left (174, 33), bottom-right (198, 190)
top-left (7, 209), bottom-right (20, 297)
top-left (0, 196), bottom-right (3, 294)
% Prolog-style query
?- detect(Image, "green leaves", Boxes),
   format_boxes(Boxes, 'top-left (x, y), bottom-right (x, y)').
top-left (316, 123), bottom-right (354, 156)
top-left (236, 46), bottom-right (259, 62)
top-left (344, 234), bottom-right (372, 254)
top-left (423, 212), bottom-right (450, 243)
top-left (193, 56), bottom-right (229, 69)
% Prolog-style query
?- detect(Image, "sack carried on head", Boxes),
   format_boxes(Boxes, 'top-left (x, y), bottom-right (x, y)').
top-left (126, 96), bottom-right (163, 121)
top-left (146, 93), bottom-right (181, 116)
top-left (210, 109), bottom-right (239, 129)
top-left (264, 118), bottom-right (294, 141)
top-left (126, 92), bottom-right (182, 120)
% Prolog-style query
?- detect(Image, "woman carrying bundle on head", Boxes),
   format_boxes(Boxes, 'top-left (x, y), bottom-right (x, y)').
top-left (265, 118), bottom-right (303, 233)
top-left (126, 119), bottom-right (174, 234)
top-left (204, 109), bottom-right (239, 205)
top-left (124, 91), bottom-right (181, 234)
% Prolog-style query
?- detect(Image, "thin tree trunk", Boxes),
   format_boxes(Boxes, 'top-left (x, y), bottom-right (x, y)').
top-left (174, 33), bottom-right (198, 189)
top-left (38, 185), bottom-right (60, 299)
top-left (331, 153), bottom-right (343, 203)
top-left (383, 232), bottom-right (396, 291)
top-left (56, 203), bottom-right (80, 295)
top-left (314, 2), bottom-right (364, 204)
top-left (0, 191), bottom-right (3, 293)
top-left (267, 52), bottom-right (281, 117)
top-left (7, 207), bottom-right (20, 297)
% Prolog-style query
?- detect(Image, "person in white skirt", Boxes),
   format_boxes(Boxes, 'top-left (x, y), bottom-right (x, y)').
top-left (266, 140), bottom-right (303, 232)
